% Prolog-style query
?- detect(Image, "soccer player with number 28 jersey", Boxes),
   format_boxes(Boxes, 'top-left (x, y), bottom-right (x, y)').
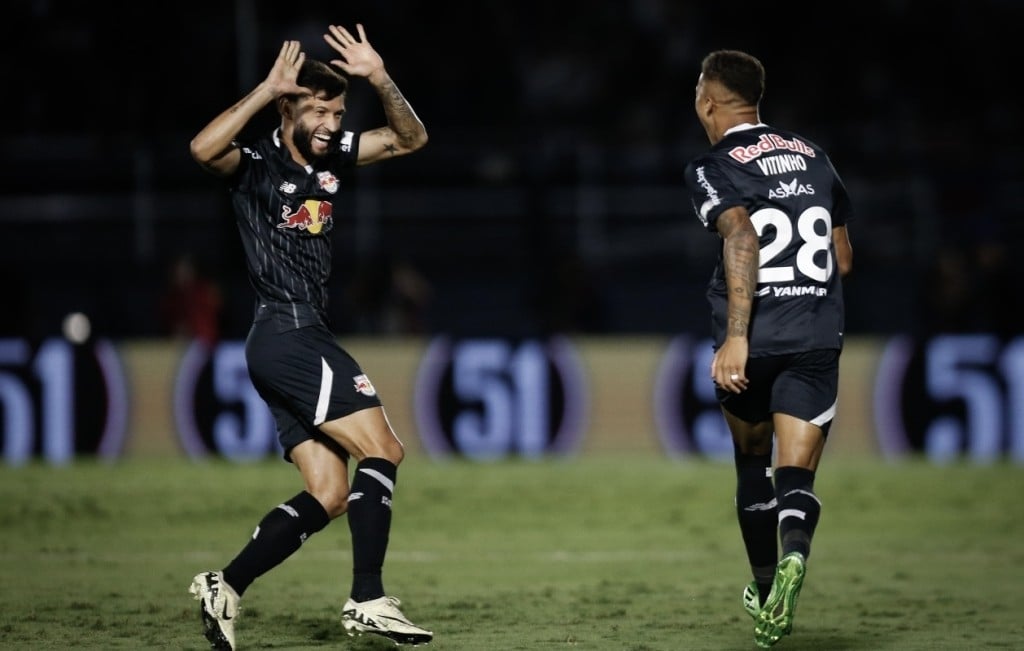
top-left (683, 50), bottom-right (854, 648)
top-left (186, 23), bottom-right (432, 650)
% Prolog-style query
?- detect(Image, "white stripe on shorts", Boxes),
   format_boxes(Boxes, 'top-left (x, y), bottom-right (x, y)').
top-left (810, 398), bottom-right (838, 427)
top-left (313, 357), bottom-right (334, 426)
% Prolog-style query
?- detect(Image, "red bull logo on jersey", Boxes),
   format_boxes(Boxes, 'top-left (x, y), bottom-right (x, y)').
top-left (277, 200), bottom-right (333, 234)
top-left (316, 171), bottom-right (339, 194)
top-left (353, 374), bottom-right (377, 397)
top-left (729, 133), bottom-right (815, 164)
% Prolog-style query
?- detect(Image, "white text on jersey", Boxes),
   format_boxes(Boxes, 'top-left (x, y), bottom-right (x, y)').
top-left (729, 133), bottom-right (816, 163)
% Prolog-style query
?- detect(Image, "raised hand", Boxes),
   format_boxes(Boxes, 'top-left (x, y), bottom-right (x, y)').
top-left (265, 40), bottom-right (310, 98)
top-left (324, 23), bottom-right (384, 79)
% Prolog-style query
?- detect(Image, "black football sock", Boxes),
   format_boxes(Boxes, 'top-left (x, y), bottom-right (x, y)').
top-left (347, 457), bottom-right (397, 602)
top-left (774, 466), bottom-right (821, 560)
top-left (222, 490), bottom-right (330, 596)
top-left (735, 452), bottom-right (778, 604)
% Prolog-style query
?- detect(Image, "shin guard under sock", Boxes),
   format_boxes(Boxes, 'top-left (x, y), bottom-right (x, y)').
top-left (223, 490), bottom-right (330, 596)
top-left (347, 457), bottom-right (397, 601)
top-left (774, 466), bottom-right (821, 560)
top-left (735, 452), bottom-right (778, 603)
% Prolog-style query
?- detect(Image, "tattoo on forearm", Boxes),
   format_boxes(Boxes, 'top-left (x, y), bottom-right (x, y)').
top-left (379, 79), bottom-right (421, 145)
top-left (727, 317), bottom-right (748, 337)
top-left (725, 230), bottom-right (758, 337)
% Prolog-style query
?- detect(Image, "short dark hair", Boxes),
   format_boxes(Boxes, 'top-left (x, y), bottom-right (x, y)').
top-left (295, 60), bottom-right (349, 100)
top-left (700, 50), bottom-right (765, 107)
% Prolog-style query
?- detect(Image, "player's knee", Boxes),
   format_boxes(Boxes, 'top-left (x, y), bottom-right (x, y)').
top-left (377, 437), bottom-right (405, 465)
top-left (326, 499), bottom-right (348, 519)
top-left (321, 496), bottom-right (349, 519)
top-left (346, 431), bottom-right (405, 465)
top-left (308, 485), bottom-right (349, 519)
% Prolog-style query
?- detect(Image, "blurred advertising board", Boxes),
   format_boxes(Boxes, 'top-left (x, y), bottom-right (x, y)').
top-left (1, 334), bottom-right (1021, 465)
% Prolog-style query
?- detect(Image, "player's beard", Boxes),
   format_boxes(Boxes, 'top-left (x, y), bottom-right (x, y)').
top-left (291, 122), bottom-right (337, 163)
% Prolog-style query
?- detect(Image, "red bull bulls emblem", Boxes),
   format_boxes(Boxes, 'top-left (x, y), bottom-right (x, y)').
top-left (316, 171), bottom-right (339, 193)
top-left (353, 374), bottom-right (377, 397)
top-left (277, 200), bottom-right (333, 234)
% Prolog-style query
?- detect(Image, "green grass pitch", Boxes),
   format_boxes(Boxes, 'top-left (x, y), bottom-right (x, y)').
top-left (1, 454), bottom-right (1021, 649)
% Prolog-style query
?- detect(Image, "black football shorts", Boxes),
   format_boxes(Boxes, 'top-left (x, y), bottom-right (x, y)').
top-left (245, 319), bottom-right (383, 460)
top-left (717, 348), bottom-right (840, 436)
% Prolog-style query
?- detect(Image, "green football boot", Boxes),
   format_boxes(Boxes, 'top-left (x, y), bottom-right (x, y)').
top-left (743, 580), bottom-right (761, 619)
top-left (754, 552), bottom-right (806, 648)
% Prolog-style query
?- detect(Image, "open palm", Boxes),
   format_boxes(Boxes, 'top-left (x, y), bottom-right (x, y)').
top-left (324, 23), bottom-right (383, 78)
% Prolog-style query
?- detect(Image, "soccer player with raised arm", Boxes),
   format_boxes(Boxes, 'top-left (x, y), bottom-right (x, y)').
top-left (186, 23), bottom-right (432, 650)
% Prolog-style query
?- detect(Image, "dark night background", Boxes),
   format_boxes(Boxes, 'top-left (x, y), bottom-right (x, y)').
top-left (2, 0), bottom-right (1020, 341)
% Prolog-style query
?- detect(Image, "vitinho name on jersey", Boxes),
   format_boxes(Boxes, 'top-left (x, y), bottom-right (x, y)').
top-left (757, 155), bottom-right (809, 176)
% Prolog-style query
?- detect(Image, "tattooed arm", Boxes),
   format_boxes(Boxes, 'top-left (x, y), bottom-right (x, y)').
top-left (358, 67), bottom-right (429, 165)
top-left (710, 205), bottom-right (759, 392)
top-left (324, 23), bottom-right (428, 165)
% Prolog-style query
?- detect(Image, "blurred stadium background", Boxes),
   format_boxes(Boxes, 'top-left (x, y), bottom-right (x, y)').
top-left (1, 0), bottom-right (1021, 466)
top-left (6, 0), bottom-right (1020, 339)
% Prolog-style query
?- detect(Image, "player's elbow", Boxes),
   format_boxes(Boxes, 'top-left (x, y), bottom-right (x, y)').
top-left (189, 138), bottom-right (223, 172)
top-left (832, 226), bottom-right (853, 278)
top-left (408, 128), bottom-right (428, 152)
top-left (189, 137), bottom-right (208, 165)
top-left (837, 254), bottom-right (852, 278)
top-left (189, 138), bottom-right (236, 176)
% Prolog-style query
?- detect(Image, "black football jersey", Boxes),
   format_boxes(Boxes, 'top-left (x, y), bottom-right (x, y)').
top-left (227, 128), bottom-right (360, 330)
top-left (684, 124), bottom-right (853, 356)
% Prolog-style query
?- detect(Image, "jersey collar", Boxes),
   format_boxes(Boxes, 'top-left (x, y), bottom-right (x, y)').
top-left (272, 128), bottom-right (316, 174)
top-left (723, 122), bottom-right (767, 137)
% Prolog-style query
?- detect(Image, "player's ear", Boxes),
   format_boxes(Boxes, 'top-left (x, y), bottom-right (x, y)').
top-left (698, 94), bottom-right (714, 121)
top-left (277, 96), bottom-right (293, 119)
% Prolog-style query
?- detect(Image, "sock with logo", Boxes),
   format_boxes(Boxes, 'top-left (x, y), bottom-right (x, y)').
top-left (222, 490), bottom-right (329, 596)
top-left (347, 457), bottom-right (397, 602)
top-left (735, 452), bottom-right (778, 604)
top-left (774, 466), bottom-right (820, 559)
